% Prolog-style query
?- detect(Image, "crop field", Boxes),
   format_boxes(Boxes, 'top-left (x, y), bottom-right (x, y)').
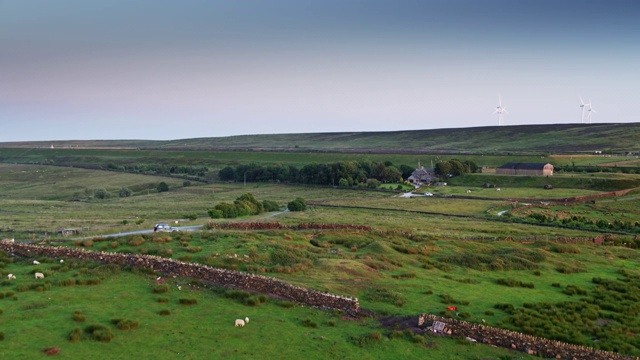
top-left (1, 157), bottom-right (640, 359)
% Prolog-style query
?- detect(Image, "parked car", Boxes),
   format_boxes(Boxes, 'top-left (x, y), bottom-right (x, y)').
top-left (154, 223), bottom-right (178, 232)
top-left (424, 192), bottom-right (433, 197)
top-left (543, 184), bottom-right (553, 190)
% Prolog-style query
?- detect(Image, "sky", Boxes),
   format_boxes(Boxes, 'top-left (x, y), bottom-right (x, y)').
top-left (1, 0), bottom-right (639, 142)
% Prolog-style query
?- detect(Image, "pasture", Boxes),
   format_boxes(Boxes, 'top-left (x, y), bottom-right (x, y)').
top-left (1, 159), bottom-right (640, 359)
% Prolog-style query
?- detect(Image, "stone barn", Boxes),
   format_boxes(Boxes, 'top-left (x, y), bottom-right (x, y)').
top-left (496, 163), bottom-right (554, 176)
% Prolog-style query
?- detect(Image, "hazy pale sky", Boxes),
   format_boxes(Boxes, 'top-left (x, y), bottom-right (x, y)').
top-left (1, 0), bottom-right (639, 141)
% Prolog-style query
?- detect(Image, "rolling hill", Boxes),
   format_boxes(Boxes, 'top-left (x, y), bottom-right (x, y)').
top-left (1, 123), bottom-right (639, 154)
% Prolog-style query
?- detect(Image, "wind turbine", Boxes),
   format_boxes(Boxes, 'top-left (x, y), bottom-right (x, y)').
top-left (579, 96), bottom-right (587, 123)
top-left (585, 99), bottom-right (596, 124)
top-left (493, 95), bottom-right (507, 126)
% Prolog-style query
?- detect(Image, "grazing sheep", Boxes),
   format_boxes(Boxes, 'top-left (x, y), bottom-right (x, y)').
top-left (35, 272), bottom-right (44, 279)
top-left (60, 259), bottom-right (64, 263)
top-left (8, 274), bottom-right (16, 280)
top-left (245, 317), bottom-right (249, 324)
top-left (33, 260), bottom-right (40, 265)
top-left (235, 319), bottom-right (245, 327)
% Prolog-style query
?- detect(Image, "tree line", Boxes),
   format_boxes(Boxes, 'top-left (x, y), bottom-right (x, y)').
top-left (218, 159), bottom-right (478, 186)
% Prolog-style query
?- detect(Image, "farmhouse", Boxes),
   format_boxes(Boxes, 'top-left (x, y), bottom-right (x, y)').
top-left (407, 166), bottom-right (436, 185)
top-left (496, 163), bottom-right (554, 176)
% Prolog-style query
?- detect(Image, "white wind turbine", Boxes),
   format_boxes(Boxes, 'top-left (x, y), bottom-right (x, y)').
top-left (585, 99), bottom-right (596, 124)
top-left (493, 95), bottom-right (508, 126)
top-left (579, 96), bottom-right (588, 123)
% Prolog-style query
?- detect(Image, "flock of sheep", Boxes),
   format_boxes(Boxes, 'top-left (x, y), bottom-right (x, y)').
top-left (235, 317), bottom-right (250, 327)
top-left (5, 245), bottom-right (64, 280)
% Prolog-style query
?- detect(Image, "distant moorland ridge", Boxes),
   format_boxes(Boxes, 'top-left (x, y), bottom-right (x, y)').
top-left (2, 123), bottom-right (639, 154)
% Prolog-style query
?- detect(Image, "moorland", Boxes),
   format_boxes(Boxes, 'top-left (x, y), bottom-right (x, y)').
top-left (0, 123), bottom-right (639, 359)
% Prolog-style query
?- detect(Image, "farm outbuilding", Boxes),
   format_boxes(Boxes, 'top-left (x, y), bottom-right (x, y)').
top-left (496, 163), bottom-right (554, 176)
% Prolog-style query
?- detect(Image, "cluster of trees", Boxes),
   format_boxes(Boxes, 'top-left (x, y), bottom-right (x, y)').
top-left (208, 193), bottom-right (304, 219)
top-left (107, 163), bottom-right (209, 177)
top-left (434, 159), bottom-right (478, 177)
top-left (218, 160), bottom-right (476, 187)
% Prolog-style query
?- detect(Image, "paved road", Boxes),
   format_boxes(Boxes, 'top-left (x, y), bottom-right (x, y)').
top-left (77, 209), bottom-right (290, 240)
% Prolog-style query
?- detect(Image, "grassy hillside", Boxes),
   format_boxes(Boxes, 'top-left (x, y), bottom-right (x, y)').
top-left (2, 123), bottom-right (639, 154)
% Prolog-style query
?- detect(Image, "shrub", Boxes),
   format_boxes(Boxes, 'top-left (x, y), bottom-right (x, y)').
top-left (128, 237), bottom-right (145, 247)
top-left (84, 324), bottom-right (115, 342)
top-left (327, 319), bottom-right (336, 327)
top-left (0, 332), bottom-right (4, 341)
top-left (111, 318), bottom-right (139, 330)
top-left (178, 255), bottom-right (193, 263)
top-left (69, 328), bottom-right (82, 342)
top-left (484, 310), bottom-right (494, 316)
top-left (157, 182), bottom-right (169, 192)
top-left (73, 311), bottom-right (86, 322)
top-left (186, 246), bottom-right (202, 253)
top-left (157, 297), bottom-right (169, 303)
top-left (496, 278), bottom-right (535, 288)
top-left (287, 198), bottom-right (307, 211)
top-left (153, 284), bottom-right (169, 294)
top-left (301, 318), bottom-right (317, 328)
top-left (159, 309), bottom-right (171, 316)
top-left (494, 303), bottom-right (515, 313)
top-left (183, 213), bottom-right (198, 221)
top-left (352, 331), bottom-right (383, 346)
top-left (179, 298), bottom-right (198, 305)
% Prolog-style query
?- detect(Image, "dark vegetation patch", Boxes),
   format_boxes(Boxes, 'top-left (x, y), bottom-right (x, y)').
top-left (438, 247), bottom-right (545, 271)
top-left (364, 287), bottom-right (405, 307)
top-left (498, 270), bottom-right (640, 356)
top-left (496, 278), bottom-right (535, 289)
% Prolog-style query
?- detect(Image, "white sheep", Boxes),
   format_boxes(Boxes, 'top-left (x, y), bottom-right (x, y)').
top-left (8, 274), bottom-right (16, 280)
top-left (35, 272), bottom-right (44, 279)
top-left (235, 319), bottom-right (245, 327)
top-left (245, 317), bottom-right (250, 324)
top-left (60, 259), bottom-right (64, 263)
top-left (33, 260), bottom-right (40, 265)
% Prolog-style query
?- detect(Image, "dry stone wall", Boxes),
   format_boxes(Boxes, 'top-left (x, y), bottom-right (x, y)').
top-left (418, 314), bottom-right (638, 360)
top-left (0, 241), bottom-right (359, 315)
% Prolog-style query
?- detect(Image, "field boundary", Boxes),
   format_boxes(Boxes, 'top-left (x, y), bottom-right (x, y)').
top-left (418, 314), bottom-right (638, 360)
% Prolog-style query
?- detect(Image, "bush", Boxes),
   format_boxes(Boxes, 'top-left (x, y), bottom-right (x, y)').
top-left (84, 324), bottom-right (115, 342)
top-left (73, 311), bottom-right (86, 322)
top-left (301, 318), bottom-right (317, 328)
top-left (179, 298), bottom-right (198, 305)
top-left (262, 200), bottom-right (281, 212)
top-left (496, 278), bottom-right (535, 288)
top-left (153, 284), bottom-right (169, 294)
top-left (157, 182), bottom-right (169, 192)
top-left (119, 187), bottom-right (133, 197)
top-left (94, 188), bottom-right (111, 199)
top-left (69, 328), bottom-right (82, 342)
top-left (159, 309), bottom-right (171, 316)
top-left (352, 331), bottom-right (383, 347)
top-left (111, 318), bottom-right (139, 330)
top-left (495, 303), bottom-right (515, 313)
top-left (183, 213), bottom-right (198, 221)
top-left (287, 197), bottom-right (307, 211)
